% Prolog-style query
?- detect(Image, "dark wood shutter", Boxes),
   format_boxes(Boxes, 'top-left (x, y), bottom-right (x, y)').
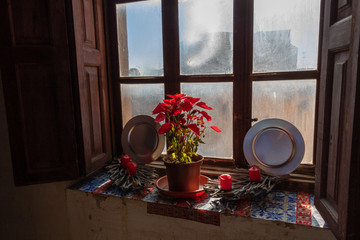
top-left (315, 0), bottom-right (360, 239)
top-left (71, 0), bottom-right (112, 174)
top-left (0, 0), bottom-right (79, 184)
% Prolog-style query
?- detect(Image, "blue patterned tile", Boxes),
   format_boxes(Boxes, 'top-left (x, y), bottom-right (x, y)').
top-left (251, 200), bottom-right (285, 221)
top-left (285, 202), bottom-right (296, 223)
top-left (103, 186), bottom-right (128, 197)
top-left (287, 192), bottom-right (297, 204)
top-left (123, 191), bottom-right (136, 199)
top-left (142, 188), bottom-right (161, 203)
top-left (195, 199), bottom-right (219, 212)
top-left (264, 208), bottom-right (284, 221)
top-left (282, 191), bottom-right (297, 223)
top-left (263, 201), bottom-right (285, 211)
top-left (312, 204), bottom-right (327, 228)
top-left (251, 199), bottom-right (267, 210)
top-left (264, 191), bottom-right (286, 203)
top-left (310, 194), bottom-right (315, 204)
top-left (251, 206), bottom-right (284, 221)
top-left (192, 195), bottom-right (215, 211)
top-left (251, 206), bottom-right (268, 219)
top-left (73, 172), bottom-right (111, 192)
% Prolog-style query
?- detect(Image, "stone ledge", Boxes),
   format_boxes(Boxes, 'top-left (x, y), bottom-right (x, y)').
top-left (69, 172), bottom-right (330, 228)
top-left (66, 187), bottom-right (335, 240)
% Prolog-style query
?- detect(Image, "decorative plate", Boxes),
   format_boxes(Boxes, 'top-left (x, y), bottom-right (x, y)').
top-left (156, 175), bottom-right (209, 198)
top-left (243, 118), bottom-right (305, 176)
top-left (121, 115), bottom-right (165, 164)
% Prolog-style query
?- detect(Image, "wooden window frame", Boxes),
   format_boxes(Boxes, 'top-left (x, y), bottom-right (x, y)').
top-left (105, 0), bottom-right (323, 188)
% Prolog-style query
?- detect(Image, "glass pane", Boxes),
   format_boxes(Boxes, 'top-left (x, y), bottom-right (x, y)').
top-left (116, 1), bottom-right (163, 77)
top-left (252, 80), bottom-right (316, 164)
top-left (120, 84), bottom-right (164, 127)
top-left (253, 0), bottom-right (321, 73)
top-left (181, 83), bottom-right (233, 158)
top-left (179, 0), bottom-right (233, 75)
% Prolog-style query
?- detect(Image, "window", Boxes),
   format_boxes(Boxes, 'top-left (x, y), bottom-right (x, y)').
top-left (109, 0), bottom-right (321, 168)
top-left (116, 0), bottom-right (164, 77)
top-left (252, 0), bottom-right (320, 165)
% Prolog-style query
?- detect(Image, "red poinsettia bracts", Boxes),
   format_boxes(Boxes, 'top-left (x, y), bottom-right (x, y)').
top-left (152, 103), bottom-right (168, 114)
top-left (158, 122), bottom-right (173, 134)
top-left (196, 101), bottom-right (212, 110)
top-left (154, 113), bottom-right (166, 122)
top-left (152, 94), bottom-right (221, 164)
top-left (187, 124), bottom-right (201, 137)
top-left (201, 111), bottom-right (212, 121)
top-left (184, 96), bottom-right (201, 104)
top-left (180, 101), bottom-right (193, 111)
top-left (210, 126), bottom-right (221, 132)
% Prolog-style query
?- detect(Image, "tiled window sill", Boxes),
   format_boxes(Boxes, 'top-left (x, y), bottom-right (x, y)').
top-left (70, 171), bottom-right (327, 228)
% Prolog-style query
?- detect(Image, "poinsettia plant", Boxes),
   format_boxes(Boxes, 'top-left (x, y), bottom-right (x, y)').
top-left (152, 93), bottom-right (221, 164)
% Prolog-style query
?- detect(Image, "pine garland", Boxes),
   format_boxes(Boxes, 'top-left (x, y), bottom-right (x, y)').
top-left (204, 172), bottom-right (283, 201)
top-left (105, 158), bottom-right (158, 192)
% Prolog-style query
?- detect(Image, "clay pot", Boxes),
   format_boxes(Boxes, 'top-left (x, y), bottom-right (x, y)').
top-left (164, 155), bottom-right (203, 192)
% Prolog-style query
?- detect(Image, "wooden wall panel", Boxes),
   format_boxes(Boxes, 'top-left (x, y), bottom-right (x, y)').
top-left (337, 0), bottom-right (352, 21)
top-left (0, 0), bottom-right (79, 184)
top-left (85, 66), bottom-right (104, 157)
top-left (326, 52), bottom-right (348, 211)
top-left (72, 0), bottom-right (112, 174)
top-left (16, 64), bottom-right (60, 170)
top-left (11, 0), bottom-right (51, 45)
top-left (83, 0), bottom-right (97, 48)
top-left (339, 0), bottom-right (350, 8)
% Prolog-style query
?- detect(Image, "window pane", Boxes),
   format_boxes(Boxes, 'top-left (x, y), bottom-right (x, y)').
top-left (252, 80), bottom-right (316, 164)
top-left (181, 83), bottom-right (233, 158)
top-left (120, 84), bottom-right (164, 127)
top-left (116, 1), bottom-right (163, 77)
top-left (253, 0), bottom-right (321, 73)
top-left (179, 0), bottom-right (233, 75)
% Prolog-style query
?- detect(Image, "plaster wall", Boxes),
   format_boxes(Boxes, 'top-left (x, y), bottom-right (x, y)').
top-left (67, 189), bottom-right (336, 240)
top-left (0, 74), bottom-right (73, 240)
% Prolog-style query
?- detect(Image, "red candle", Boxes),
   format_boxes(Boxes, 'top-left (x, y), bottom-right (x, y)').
top-left (126, 162), bottom-right (137, 176)
top-left (121, 154), bottom-right (131, 167)
top-left (220, 174), bottom-right (232, 190)
top-left (249, 166), bottom-right (261, 181)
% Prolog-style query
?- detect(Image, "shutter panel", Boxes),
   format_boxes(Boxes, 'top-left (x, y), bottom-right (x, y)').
top-left (0, 0), bottom-right (79, 184)
top-left (315, 0), bottom-right (360, 239)
top-left (71, 0), bottom-right (112, 174)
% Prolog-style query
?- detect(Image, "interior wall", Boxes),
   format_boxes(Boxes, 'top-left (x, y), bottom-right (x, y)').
top-left (67, 189), bottom-right (336, 240)
top-left (0, 72), bottom-right (73, 240)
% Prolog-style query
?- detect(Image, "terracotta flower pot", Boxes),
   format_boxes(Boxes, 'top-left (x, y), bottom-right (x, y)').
top-left (164, 155), bottom-right (203, 192)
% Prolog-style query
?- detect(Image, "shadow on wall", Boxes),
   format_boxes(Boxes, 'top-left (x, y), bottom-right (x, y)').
top-left (0, 71), bottom-right (74, 240)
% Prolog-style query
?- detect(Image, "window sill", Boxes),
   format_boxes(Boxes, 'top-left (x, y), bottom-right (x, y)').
top-left (69, 170), bottom-right (325, 229)
top-left (147, 160), bottom-right (315, 193)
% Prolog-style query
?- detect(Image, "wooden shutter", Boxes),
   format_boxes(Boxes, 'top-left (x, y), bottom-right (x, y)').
top-left (315, 0), bottom-right (360, 239)
top-left (71, 0), bottom-right (112, 174)
top-left (0, 0), bottom-right (79, 184)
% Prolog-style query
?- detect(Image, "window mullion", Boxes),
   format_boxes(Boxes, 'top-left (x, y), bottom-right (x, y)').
top-left (162, 0), bottom-right (180, 95)
top-left (233, 0), bottom-right (253, 168)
